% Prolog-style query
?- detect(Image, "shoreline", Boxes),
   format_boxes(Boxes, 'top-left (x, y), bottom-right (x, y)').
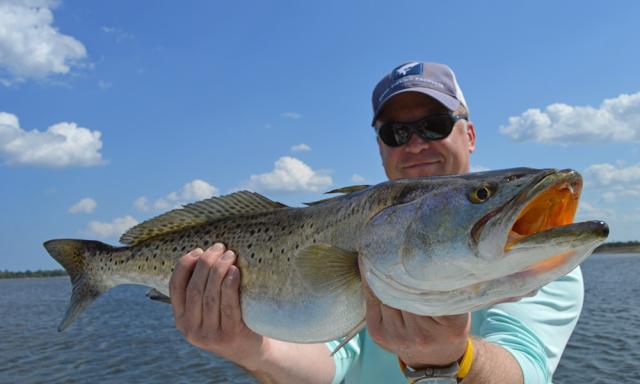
top-left (0, 270), bottom-right (67, 279)
top-left (593, 247), bottom-right (640, 254)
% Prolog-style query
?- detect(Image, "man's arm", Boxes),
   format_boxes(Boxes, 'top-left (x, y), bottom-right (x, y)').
top-left (169, 244), bottom-right (336, 384)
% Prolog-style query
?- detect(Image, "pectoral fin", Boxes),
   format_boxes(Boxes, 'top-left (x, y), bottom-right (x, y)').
top-left (295, 244), bottom-right (360, 295)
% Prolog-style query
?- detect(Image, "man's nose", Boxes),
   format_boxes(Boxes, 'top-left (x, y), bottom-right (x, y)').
top-left (404, 132), bottom-right (431, 153)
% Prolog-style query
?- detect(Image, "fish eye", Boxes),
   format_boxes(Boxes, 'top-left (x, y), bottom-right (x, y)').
top-left (469, 184), bottom-right (495, 204)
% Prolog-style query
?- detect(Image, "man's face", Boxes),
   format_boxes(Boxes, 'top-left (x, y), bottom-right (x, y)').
top-left (375, 92), bottom-right (476, 180)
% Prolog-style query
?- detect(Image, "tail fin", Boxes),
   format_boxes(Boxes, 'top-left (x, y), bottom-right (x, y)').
top-left (43, 239), bottom-right (114, 331)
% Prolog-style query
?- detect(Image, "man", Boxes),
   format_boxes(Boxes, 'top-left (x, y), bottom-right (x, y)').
top-left (169, 62), bottom-right (583, 383)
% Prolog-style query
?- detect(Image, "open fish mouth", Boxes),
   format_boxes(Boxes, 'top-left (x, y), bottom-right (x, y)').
top-left (505, 169), bottom-right (582, 251)
top-left (500, 169), bottom-right (608, 275)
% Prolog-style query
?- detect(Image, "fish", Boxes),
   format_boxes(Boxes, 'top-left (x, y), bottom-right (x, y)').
top-left (44, 167), bottom-right (608, 344)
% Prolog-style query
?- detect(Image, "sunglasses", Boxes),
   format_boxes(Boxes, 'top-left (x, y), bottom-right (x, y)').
top-left (376, 113), bottom-right (467, 147)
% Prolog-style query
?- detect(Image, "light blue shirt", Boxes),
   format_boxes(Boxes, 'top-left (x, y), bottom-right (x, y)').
top-left (327, 267), bottom-right (583, 384)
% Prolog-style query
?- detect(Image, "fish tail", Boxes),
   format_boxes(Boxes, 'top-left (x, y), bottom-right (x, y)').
top-left (43, 239), bottom-right (115, 331)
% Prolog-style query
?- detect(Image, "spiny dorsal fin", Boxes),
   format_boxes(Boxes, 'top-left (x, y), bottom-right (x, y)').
top-left (120, 191), bottom-right (288, 245)
top-left (304, 184), bottom-right (371, 206)
top-left (295, 244), bottom-right (360, 294)
top-left (324, 185), bottom-right (370, 194)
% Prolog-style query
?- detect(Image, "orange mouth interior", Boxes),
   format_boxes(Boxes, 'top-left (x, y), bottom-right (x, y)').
top-left (505, 183), bottom-right (580, 250)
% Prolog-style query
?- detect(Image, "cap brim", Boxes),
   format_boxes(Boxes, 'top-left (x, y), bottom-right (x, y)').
top-left (371, 88), bottom-right (461, 125)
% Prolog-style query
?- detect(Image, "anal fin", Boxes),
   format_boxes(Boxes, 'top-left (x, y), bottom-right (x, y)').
top-left (330, 318), bottom-right (366, 356)
top-left (146, 288), bottom-right (171, 304)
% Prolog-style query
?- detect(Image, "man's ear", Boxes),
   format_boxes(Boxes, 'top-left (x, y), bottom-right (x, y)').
top-left (466, 121), bottom-right (476, 153)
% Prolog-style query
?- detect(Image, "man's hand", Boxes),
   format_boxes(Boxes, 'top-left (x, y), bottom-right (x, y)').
top-left (362, 277), bottom-right (469, 368)
top-left (169, 243), bottom-right (268, 369)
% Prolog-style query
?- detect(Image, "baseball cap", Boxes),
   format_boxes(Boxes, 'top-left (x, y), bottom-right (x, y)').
top-left (371, 61), bottom-right (469, 125)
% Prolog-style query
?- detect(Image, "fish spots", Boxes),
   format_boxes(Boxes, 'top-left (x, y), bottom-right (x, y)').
top-left (247, 243), bottom-right (253, 249)
top-left (203, 240), bottom-right (210, 247)
top-left (251, 252), bottom-right (255, 259)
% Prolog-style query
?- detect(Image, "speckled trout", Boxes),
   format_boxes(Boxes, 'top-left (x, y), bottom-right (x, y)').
top-left (44, 168), bottom-right (608, 343)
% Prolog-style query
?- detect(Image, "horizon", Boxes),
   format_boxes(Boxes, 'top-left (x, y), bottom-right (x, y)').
top-left (1, 1), bottom-right (639, 270)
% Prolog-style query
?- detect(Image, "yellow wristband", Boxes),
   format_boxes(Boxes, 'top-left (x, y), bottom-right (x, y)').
top-left (397, 337), bottom-right (473, 383)
top-left (457, 337), bottom-right (474, 379)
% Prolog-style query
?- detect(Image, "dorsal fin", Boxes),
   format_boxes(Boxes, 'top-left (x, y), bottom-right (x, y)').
top-left (120, 191), bottom-right (288, 245)
top-left (325, 185), bottom-right (370, 194)
top-left (304, 184), bottom-right (371, 206)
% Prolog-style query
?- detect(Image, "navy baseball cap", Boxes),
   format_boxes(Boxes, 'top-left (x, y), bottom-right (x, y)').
top-left (371, 61), bottom-right (469, 125)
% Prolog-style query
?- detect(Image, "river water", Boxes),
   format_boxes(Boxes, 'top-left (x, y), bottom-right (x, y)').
top-left (1, 253), bottom-right (638, 383)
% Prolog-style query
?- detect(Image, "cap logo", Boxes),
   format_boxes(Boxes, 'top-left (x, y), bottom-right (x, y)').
top-left (393, 62), bottom-right (422, 79)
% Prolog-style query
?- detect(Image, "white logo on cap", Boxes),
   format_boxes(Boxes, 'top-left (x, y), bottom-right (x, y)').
top-left (395, 62), bottom-right (421, 77)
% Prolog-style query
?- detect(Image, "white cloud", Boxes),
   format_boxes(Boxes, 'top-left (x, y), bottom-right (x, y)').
top-left (134, 196), bottom-right (150, 212)
top-left (0, 0), bottom-right (87, 82)
top-left (500, 92), bottom-right (640, 144)
top-left (243, 156), bottom-right (332, 193)
top-left (68, 197), bottom-right (96, 214)
top-left (470, 165), bottom-right (491, 173)
top-left (136, 179), bottom-right (219, 212)
top-left (0, 111), bottom-right (104, 167)
top-left (291, 143), bottom-right (311, 152)
top-left (281, 112), bottom-right (301, 119)
top-left (351, 174), bottom-right (365, 183)
top-left (101, 26), bottom-right (133, 42)
top-left (86, 215), bottom-right (138, 238)
top-left (584, 163), bottom-right (640, 186)
top-left (98, 80), bottom-right (112, 89)
top-left (576, 201), bottom-right (615, 221)
top-left (601, 185), bottom-right (640, 204)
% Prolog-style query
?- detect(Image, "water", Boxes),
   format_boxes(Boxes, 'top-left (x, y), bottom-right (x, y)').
top-left (1, 254), bottom-right (638, 383)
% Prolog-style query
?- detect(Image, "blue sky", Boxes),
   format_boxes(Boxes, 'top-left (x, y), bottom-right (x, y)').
top-left (1, 0), bottom-right (639, 271)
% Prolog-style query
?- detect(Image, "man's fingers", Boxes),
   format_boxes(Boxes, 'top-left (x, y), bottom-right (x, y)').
top-left (202, 250), bottom-right (236, 332)
top-left (220, 265), bottom-right (244, 333)
top-left (184, 244), bottom-right (225, 329)
top-left (169, 248), bottom-right (203, 318)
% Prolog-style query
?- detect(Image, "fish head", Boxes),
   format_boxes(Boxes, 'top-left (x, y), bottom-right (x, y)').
top-left (359, 167), bottom-right (608, 315)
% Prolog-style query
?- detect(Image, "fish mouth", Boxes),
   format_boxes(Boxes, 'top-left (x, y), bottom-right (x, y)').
top-left (505, 169), bottom-right (583, 251)
top-left (492, 169), bottom-right (608, 276)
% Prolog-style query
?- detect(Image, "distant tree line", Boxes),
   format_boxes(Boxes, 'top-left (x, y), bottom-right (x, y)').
top-left (0, 269), bottom-right (67, 279)
top-left (594, 241), bottom-right (640, 253)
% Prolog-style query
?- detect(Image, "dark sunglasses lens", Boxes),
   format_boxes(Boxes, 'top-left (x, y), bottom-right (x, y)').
top-left (417, 115), bottom-right (454, 141)
top-left (378, 124), bottom-right (402, 147)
